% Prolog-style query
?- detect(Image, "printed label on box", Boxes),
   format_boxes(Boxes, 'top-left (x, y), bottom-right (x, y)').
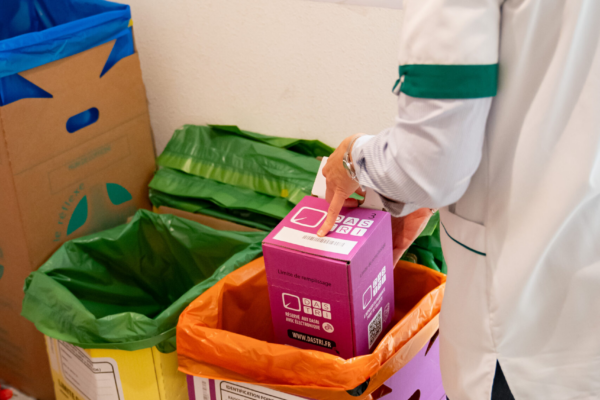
top-left (46, 336), bottom-right (60, 372)
top-left (47, 137), bottom-right (131, 194)
top-left (273, 227), bottom-right (357, 255)
top-left (290, 207), bottom-right (327, 228)
top-left (55, 340), bottom-right (125, 400)
top-left (282, 293), bottom-right (301, 311)
top-left (191, 377), bottom-right (305, 400)
top-left (368, 307), bottom-right (383, 348)
top-left (287, 330), bottom-right (337, 350)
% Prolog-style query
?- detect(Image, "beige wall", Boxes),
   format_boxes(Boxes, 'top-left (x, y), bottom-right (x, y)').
top-left (126, 0), bottom-right (403, 152)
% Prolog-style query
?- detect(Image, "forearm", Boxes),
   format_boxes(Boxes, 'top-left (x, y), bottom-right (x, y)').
top-left (352, 94), bottom-right (492, 217)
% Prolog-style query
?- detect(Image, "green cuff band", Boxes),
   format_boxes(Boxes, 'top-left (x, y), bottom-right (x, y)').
top-left (397, 64), bottom-right (498, 99)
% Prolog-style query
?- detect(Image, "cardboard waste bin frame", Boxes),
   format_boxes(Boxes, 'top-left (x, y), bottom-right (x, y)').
top-left (0, 2), bottom-right (156, 398)
top-left (178, 258), bottom-right (446, 400)
top-left (37, 210), bottom-right (266, 400)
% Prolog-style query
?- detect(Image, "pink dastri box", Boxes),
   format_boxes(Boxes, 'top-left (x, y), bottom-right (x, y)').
top-left (262, 196), bottom-right (395, 358)
top-left (186, 332), bottom-right (445, 400)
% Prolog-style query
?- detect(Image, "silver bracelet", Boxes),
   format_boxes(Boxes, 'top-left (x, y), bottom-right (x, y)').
top-left (342, 134), bottom-right (363, 182)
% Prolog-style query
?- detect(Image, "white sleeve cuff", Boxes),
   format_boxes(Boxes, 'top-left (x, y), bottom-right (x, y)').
top-left (351, 134), bottom-right (375, 184)
top-left (349, 94), bottom-right (492, 217)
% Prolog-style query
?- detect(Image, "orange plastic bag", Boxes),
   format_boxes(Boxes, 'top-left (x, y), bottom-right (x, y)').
top-left (177, 258), bottom-right (445, 400)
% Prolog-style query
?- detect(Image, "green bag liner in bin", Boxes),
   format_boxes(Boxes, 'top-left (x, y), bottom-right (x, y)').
top-left (21, 209), bottom-right (266, 353)
top-left (209, 125), bottom-right (334, 158)
top-left (149, 189), bottom-right (281, 231)
top-left (157, 125), bottom-right (323, 204)
top-left (149, 167), bottom-right (295, 230)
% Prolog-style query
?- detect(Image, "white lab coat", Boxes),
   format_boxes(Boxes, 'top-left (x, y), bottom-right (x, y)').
top-left (407, 0), bottom-right (600, 398)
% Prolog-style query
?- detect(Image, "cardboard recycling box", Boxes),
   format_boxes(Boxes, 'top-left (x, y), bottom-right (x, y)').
top-left (263, 196), bottom-right (395, 359)
top-left (187, 330), bottom-right (445, 400)
top-left (0, 40), bottom-right (155, 399)
top-left (42, 209), bottom-right (258, 400)
top-left (45, 337), bottom-right (187, 400)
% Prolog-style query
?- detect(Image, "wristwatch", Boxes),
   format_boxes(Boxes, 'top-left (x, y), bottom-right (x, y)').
top-left (343, 134), bottom-right (363, 182)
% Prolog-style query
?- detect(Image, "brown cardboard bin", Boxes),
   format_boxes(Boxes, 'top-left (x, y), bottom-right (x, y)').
top-left (0, 39), bottom-right (156, 399)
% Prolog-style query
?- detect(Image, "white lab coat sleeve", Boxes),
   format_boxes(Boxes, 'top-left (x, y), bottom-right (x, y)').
top-left (395, 0), bottom-right (501, 99)
top-left (349, 0), bottom-right (501, 217)
top-left (352, 94), bottom-right (492, 217)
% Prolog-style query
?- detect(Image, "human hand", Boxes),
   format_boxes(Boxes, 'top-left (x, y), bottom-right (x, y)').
top-left (391, 208), bottom-right (435, 265)
top-left (317, 134), bottom-right (364, 237)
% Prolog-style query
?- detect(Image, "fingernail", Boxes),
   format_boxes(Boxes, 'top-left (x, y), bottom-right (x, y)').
top-left (317, 230), bottom-right (324, 237)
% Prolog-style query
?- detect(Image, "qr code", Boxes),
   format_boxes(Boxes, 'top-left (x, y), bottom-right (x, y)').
top-left (368, 307), bottom-right (383, 348)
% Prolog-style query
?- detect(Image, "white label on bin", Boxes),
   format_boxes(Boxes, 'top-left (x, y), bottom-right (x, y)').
top-left (273, 227), bottom-right (357, 255)
top-left (56, 340), bottom-right (125, 400)
top-left (192, 377), bottom-right (306, 400)
top-left (46, 336), bottom-right (60, 372)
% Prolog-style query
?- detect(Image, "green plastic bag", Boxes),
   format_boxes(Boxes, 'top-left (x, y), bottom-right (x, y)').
top-left (156, 125), bottom-right (322, 204)
top-left (149, 189), bottom-right (281, 231)
top-left (21, 210), bottom-right (266, 353)
top-left (209, 125), bottom-right (334, 158)
top-left (149, 167), bottom-right (294, 230)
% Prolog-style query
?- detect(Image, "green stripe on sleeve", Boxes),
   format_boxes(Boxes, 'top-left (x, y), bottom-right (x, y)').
top-left (397, 64), bottom-right (498, 99)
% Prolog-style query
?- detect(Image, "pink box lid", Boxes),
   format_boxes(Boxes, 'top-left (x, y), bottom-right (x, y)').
top-left (264, 196), bottom-right (389, 262)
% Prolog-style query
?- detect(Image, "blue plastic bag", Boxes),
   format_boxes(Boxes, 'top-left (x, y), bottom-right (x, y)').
top-left (0, 0), bottom-right (132, 80)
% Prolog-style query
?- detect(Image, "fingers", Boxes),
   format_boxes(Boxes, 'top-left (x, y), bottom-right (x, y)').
top-left (326, 184), bottom-right (357, 214)
top-left (318, 190), bottom-right (345, 237)
top-left (325, 184), bottom-right (335, 204)
top-left (344, 198), bottom-right (359, 208)
top-left (355, 187), bottom-right (366, 197)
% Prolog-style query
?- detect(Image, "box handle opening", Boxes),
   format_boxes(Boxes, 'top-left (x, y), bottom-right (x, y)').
top-left (67, 107), bottom-right (99, 133)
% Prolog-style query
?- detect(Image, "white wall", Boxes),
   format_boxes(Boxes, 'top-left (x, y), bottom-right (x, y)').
top-left (304, 0), bottom-right (402, 9)
top-left (126, 0), bottom-right (403, 152)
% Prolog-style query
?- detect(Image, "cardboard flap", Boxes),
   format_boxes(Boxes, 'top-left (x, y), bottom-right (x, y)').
top-left (20, 40), bottom-right (115, 94)
top-left (0, 40), bottom-right (149, 173)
